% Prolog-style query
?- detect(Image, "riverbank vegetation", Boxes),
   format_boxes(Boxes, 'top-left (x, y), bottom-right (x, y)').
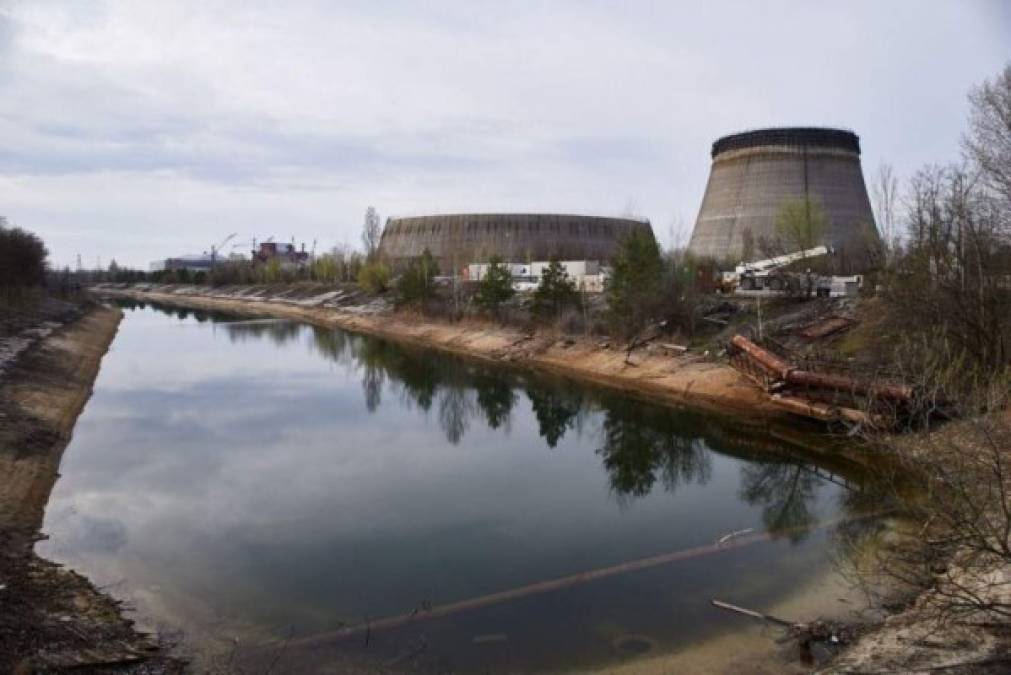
top-left (0, 217), bottom-right (49, 319)
top-left (820, 63), bottom-right (1011, 671)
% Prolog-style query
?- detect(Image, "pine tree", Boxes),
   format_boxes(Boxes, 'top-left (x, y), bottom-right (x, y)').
top-left (475, 256), bottom-right (514, 315)
top-left (532, 258), bottom-right (578, 320)
top-left (606, 229), bottom-right (664, 341)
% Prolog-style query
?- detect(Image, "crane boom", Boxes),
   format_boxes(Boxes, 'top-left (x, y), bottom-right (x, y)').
top-left (210, 233), bottom-right (238, 265)
top-left (735, 245), bottom-right (829, 276)
top-left (213, 233), bottom-right (237, 253)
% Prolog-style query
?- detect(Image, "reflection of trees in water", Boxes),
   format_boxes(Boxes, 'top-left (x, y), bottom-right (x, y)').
top-left (225, 320), bottom-right (302, 345)
top-left (134, 302), bottom-right (867, 531)
top-left (113, 298), bottom-right (149, 312)
top-left (309, 326), bottom-right (356, 368)
top-left (526, 383), bottom-right (583, 448)
top-left (474, 374), bottom-right (516, 430)
top-left (351, 338), bottom-right (480, 444)
top-left (438, 384), bottom-right (476, 445)
top-left (362, 364), bottom-right (383, 412)
top-left (135, 300), bottom-right (234, 325)
top-left (596, 400), bottom-right (712, 502)
top-left (738, 463), bottom-right (821, 541)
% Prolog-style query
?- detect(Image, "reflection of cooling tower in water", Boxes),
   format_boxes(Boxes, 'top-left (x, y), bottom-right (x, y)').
top-left (688, 127), bottom-right (880, 269)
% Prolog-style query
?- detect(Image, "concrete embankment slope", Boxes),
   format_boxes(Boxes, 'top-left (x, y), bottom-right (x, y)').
top-left (95, 284), bottom-right (784, 424)
top-left (0, 305), bottom-right (121, 536)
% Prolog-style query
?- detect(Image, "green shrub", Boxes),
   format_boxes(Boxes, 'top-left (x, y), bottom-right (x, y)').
top-left (475, 256), bottom-right (514, 316)
top-left (607, 229), bottom-right (663, 340)
top-left (358, 260), bottom-right (392, 294)
top-left (395, 250), bottom-right (439, 307)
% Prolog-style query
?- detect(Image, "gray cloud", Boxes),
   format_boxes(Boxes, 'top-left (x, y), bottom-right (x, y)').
top-left (0, 1), bottom-right (1007, 267)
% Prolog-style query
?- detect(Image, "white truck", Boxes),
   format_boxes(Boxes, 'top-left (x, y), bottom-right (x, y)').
top-left (723, 246), bottom-right (863, 298)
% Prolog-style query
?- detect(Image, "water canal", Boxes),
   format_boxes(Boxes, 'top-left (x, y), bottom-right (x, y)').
top-left (37, 301), bottom-right (879, 672)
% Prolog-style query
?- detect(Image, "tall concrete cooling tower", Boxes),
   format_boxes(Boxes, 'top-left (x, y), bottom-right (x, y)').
top-left (688, 127), bottom-right (880, 269)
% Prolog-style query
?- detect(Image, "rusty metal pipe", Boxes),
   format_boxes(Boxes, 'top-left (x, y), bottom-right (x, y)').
top-left (730, 335), bottom-right (915, 402)
top-left (729, 335), bottom-right (792, 380)
top-left (787, 369), bottom-right (914, 402)
top-left (770, 394), bottom-right (882, 427)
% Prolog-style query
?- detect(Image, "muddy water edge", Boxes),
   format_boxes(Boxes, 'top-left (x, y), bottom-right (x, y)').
top-left (0, 303), bottom-right (183, 672)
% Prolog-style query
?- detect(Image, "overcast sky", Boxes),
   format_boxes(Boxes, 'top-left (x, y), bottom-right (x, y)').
top-left (1, 1), bottom-right (1008, 269)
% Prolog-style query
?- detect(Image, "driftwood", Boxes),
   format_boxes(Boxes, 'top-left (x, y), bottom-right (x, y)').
top-left (716, 528), bottom-right (753, 545)
top-left (711, 599), bottom-right (798, 627)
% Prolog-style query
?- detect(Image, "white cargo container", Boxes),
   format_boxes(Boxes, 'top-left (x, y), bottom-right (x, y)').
top-left (466, 260), bottom-right (606, 292)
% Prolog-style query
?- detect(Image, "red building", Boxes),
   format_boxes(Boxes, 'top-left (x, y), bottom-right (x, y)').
top-left (253, 242), bottom-right (309, 267)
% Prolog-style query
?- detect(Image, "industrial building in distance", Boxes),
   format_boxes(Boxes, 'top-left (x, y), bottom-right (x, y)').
top-left (378, 213), bottom-right (654, 272)
top-left (688, 127), bottom-right (880, 269)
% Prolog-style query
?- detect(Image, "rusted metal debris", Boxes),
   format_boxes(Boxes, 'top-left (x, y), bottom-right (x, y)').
top-left (728, 334), bottom-right (913, 425)
top-left (711, 599), bottom-right (797, 627)
top-left (770, 394), bottom-right (882, 427)
top-left (786, 368), bottom-right (914, 403)
top-left (730, 334), bottom-right (792, 380)
top-left (800, 316), bottom-right (857, 340)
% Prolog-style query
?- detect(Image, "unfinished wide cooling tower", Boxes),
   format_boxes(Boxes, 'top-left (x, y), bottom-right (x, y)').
top-left (379, 213), bottom-right (654, 271)
top-left (688, 127), bottom-right (880, 268)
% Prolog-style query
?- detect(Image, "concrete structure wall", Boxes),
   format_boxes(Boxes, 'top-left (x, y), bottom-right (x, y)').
top-left (688, 128), bottom-right (880, 270)
top-left (379, 213), bottom-right (653, 272)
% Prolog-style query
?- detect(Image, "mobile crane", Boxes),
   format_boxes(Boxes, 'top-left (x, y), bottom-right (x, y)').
top-left (719, 245), bottom-right (863, 297)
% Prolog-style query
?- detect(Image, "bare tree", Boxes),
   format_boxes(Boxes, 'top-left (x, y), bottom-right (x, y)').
top-left (853, 373), bottom-right (1011, 626)
top-left (665, 215), bottom-right (689, 257)
top-left (361, 206), bottom-right (382, 260)
top-left (964, 62), bottom-right (1011, 204)
top-left (774, 196), bottom-right (826, 257)
top-left (889, 164), bottom-right (1010, 372)
top-left (620, 198), bottom-right (642, 220)
top-left (871, 162), bottom-right (900, 262)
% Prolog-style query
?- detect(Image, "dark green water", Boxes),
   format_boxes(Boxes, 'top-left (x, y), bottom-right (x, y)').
top-left (37, 301), bottom-right (874, 672)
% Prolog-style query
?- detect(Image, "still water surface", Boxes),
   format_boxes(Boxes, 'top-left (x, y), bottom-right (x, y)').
top-left (39, 302), bottom-right (871, 672)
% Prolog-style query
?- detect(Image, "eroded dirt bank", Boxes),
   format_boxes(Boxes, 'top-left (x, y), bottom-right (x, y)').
top-left (95, 285), bottom-right (785, 425)
top-left (0, 304), bottom-right (182, 673)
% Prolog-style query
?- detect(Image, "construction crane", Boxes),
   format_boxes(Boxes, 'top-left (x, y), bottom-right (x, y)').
top-left (727, 245), bottom-right (829, 292)
top-left (210, 233), bottom-right (237, 267)
top-left (228, 240), bottom-right (255, 260)
top-left (721, 245), bottom-right (861, 297)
